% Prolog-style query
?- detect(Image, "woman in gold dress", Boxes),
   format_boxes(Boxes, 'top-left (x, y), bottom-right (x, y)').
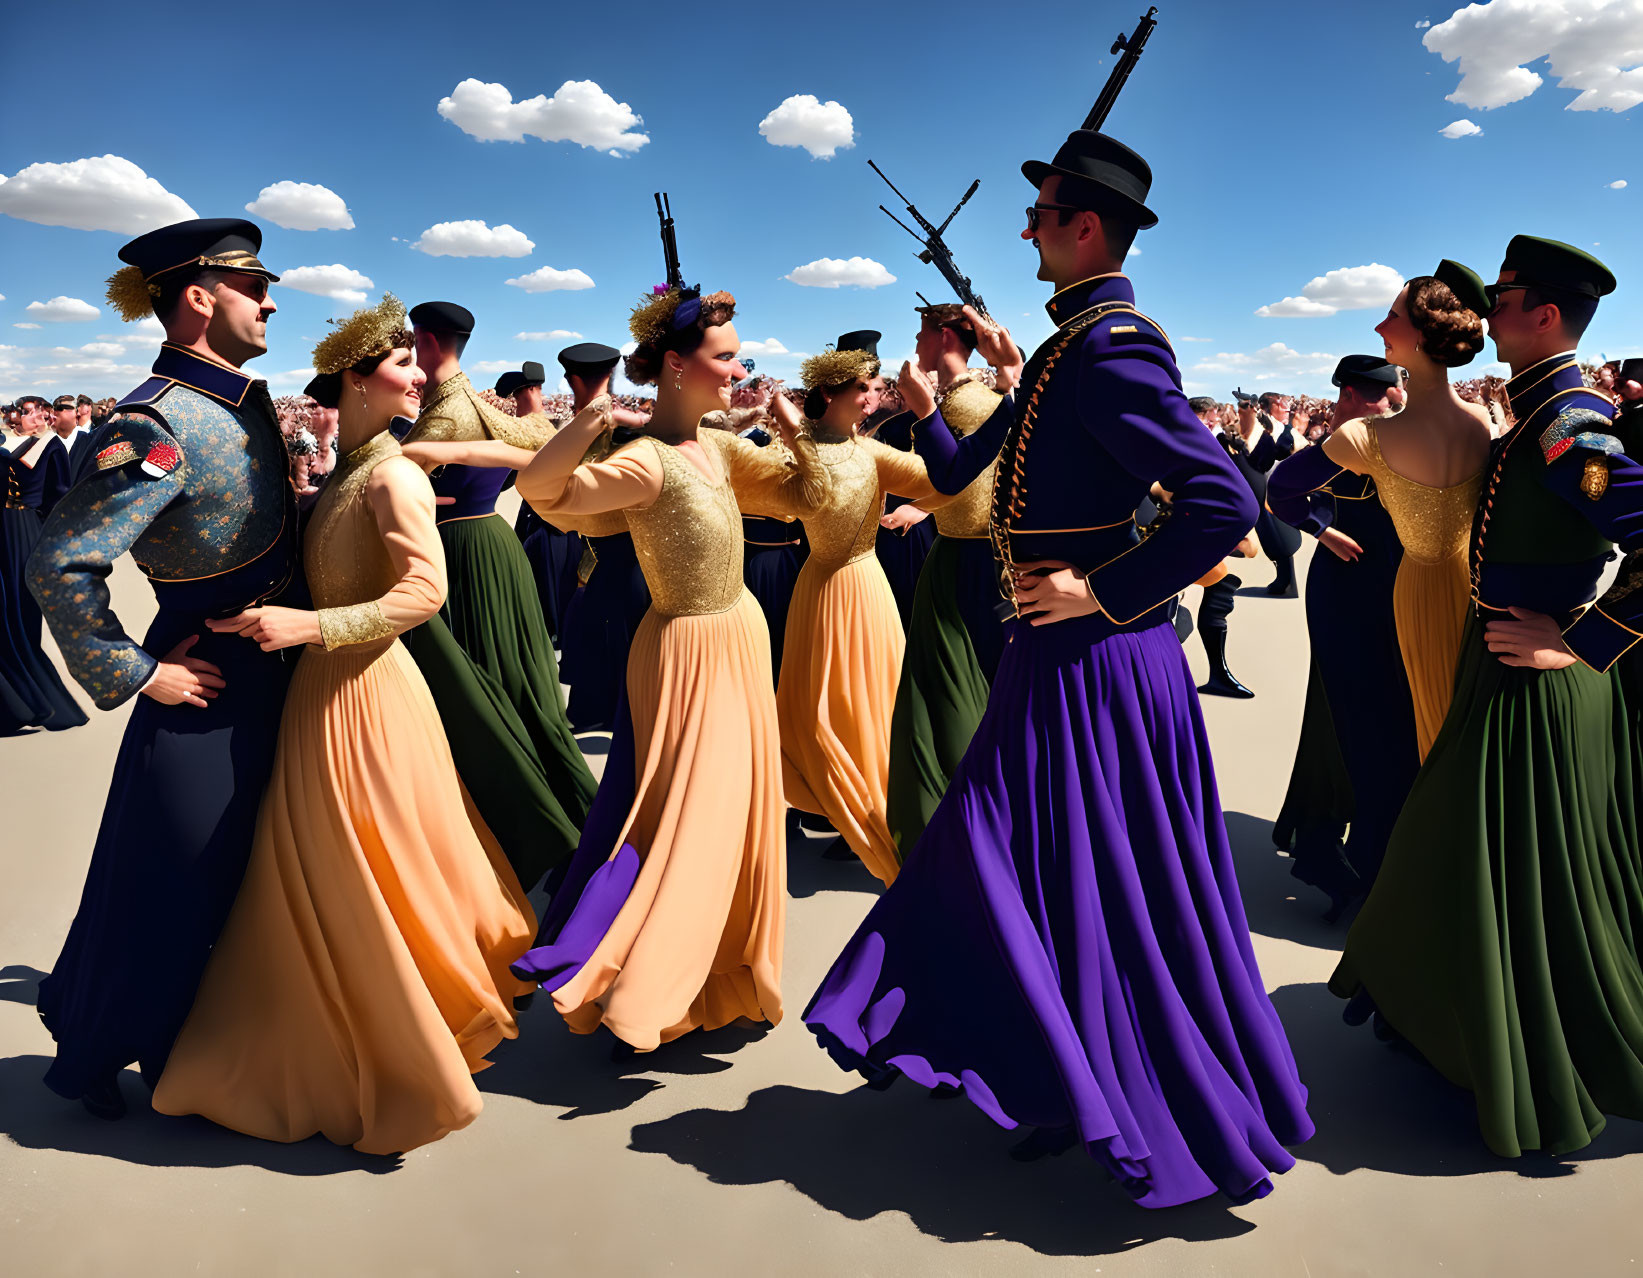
top-left (501, 286), bottom-right (824, 1053)
top-left (152, 296), bottom-right (536, 1155)
top-left (1271, 264), bottom-right (1492, 760)
top-left (774, 332), bottom-right (942, 886)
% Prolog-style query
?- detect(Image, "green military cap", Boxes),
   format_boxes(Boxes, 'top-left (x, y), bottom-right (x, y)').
top-left (1499, 236), bottom-right (1616, 299)
top-left (1434, 259), bottom-right (1489, 316)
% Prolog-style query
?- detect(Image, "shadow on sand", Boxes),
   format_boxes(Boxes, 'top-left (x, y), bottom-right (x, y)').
top-left (785, 826), bottom-right (883, 901)
top-left (1222, 811), bottom-right (1354, 949)
top-left (0, 1054), bottom-right (399, 1176)
top-left (477, 1007), bottom-right (773, 1119)
top-left (628, 1080), bottom-right (1256, 1257)
top-left (0, 964), bottom-right (45, 1007)
top-left (1272, 980), bottom-right (1643, 1181)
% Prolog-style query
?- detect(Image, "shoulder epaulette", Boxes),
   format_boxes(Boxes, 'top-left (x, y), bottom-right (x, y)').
top-left (1082, 306), bottom-right (1175, 360)
top-left (113, 376), bottom-right (175, 413)
top-left (1541, 404), bottom-right (1622, 464)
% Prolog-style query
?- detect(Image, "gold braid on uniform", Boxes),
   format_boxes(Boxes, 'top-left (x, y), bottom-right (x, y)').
top-left (800, 348), bottom-right (880, 390)
top-left (311, 293), bottom-right (409, 375)
top-left (106, 265), bottom-right (159, 322)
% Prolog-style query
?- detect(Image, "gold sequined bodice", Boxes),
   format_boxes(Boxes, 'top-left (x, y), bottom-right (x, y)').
top-left (1365, 425), bottom-right (1483, 566)
top-left (931, 378), bottom-right (1001, 539)
top-left (804, 436), bottom-right (886, 564)
top-left (305, 431), bottom-right (401, 610)
top-left (623, 435), bottom-right (745, 616)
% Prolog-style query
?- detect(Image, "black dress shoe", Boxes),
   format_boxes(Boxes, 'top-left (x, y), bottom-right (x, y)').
top-left (1263, 577), bottom-right (1299, 598)
top-left (80, 1076), bottom-right (126, 1121)
top-left (1009, 1125), bottom-right (1079, 1162)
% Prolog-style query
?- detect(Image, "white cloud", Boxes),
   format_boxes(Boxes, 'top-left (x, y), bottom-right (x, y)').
top-left (13, 322), bottom-right (41, 330)
top-left (758, 94), bottom-right (856, 159)
top-left (277, 264), bottom-right (374, 303)
top-left (1189, 343), bottom-right (1343, 382)
top-left (0, 155), bottom-right (196, 233)
top-left (505, 265), bottom-right (595, 293)
top-left (738, 338), bottom-right (796, 357)
top-left (412, 219), bottom-right (534, 258)
top-left (1416, 18), bottom-right (1431, 28)
top-left (1425, 0), bottom-right (1643, 113)
top-left (78, 341), bottom-right (126, 357)
top-left (785, 256), bottom-right (896, 289)
top-left (245, 180), bottom-right (354, 231)
top-left (516, 329), bottom-right (582, 341)
top-left (130, 315), bottom-right (165, 338)
top-left (1439, 118), bottom-right (1484, 138)
top-left (267, 368), bottom-right (317, 389)
top-left (437, 78), bottom-right (649, 152)
top-left (470, 360), bottom-right (515, 375)
top-left (1256, 263), bottom-right (1403, 318)
top-left (26, 296), bottom-right (100, 323)
top-left (1179, 335), bottom-right (1214, 343)
top-left (1610, 179), bottom-right (1629, 188)
top-left (0, 294), bottom-right (5, 301)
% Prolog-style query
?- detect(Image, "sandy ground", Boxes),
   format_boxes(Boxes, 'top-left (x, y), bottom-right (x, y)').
top-left (4, 525), bottom-right (1641, 1278)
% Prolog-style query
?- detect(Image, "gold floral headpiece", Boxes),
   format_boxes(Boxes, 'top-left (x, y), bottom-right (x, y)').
top-left (310, 293), bottom-right (409, 375)
top-left (627, 287), bottom-right (736, 350)
top-left (800, 347), bottom-right (880, 391)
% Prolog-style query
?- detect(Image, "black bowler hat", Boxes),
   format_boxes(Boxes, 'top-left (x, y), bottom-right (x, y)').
top-left (117, 217), bottom-right (279, 285)
top-left (409, 300), bottom-right (475, 335)
top-left (494, 370), bottom-right (528, 397)
top-left (1022, 130), bottom-right (1158, 230)
top-left (497, 361), bottom-right (548, 397)
top-left (1499, 236), bottom-right (1616, 300)
top-left (558, 342), bottom-right (622, 378)
top-left (835, 330), bottom-right (881, 358)
top-left (1433, 260), bottom-right (1489, 317)
top-left (1332, 354), bottom-right (1400, 391)
top-left (1618, 358), bottom-right (1643, 385)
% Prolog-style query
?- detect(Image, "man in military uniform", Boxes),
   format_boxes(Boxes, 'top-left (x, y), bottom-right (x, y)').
top-left (1331, 238), bottom-right (1643, 1159)
top-left (27, 217), bottom-right (302, 1119)
top-left (806, 130), bottom-right (1314, 1203)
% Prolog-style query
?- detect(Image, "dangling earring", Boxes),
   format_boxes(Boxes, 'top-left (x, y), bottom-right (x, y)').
top-left (674, 370), bottom-right (683, 391)
top-left (355, 381), bottom-right (368, 414)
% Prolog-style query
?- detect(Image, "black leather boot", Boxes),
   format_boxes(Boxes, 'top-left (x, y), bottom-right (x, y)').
top-left (1198, 629), bottom-right (1255, 698)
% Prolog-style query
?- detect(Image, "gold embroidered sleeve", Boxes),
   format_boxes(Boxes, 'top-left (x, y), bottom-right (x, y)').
top-left (317, 601), bottom-right (395, 650)
top-left (481, 400), bottom-right (557, 450)
top-left (716, 430), bottom-right (829, 519)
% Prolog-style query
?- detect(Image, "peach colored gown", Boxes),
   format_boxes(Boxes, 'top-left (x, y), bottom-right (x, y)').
top-left (778, 430), bottom-right (940, 886)
top-left (152, 432), bottom-right (536, 1154)
top-left (519, 428), bottom-right (824, 1049)
top-left (1324, 420), bottom-right (1484, 760)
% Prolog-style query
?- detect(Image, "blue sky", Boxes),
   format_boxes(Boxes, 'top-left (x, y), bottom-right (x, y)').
top-left (1, 0), bottom-right (1637, 402)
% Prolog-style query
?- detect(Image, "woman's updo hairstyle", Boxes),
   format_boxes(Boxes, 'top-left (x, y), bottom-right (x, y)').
top-left (624, 287), bottom-right (737, 386)
top-left (1405, 272), bottom-right (1486, 369)
top-left (307, 293), bottom-right (415, 407)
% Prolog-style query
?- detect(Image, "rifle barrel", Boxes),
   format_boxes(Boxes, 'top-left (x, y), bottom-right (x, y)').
top-left (1083, 7), bottom-right (1158, 132)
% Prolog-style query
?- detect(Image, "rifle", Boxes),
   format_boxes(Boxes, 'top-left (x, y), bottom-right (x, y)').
top-left (654, 192), bottom-right (685, 291)
top-left (868, 161), bottom-right (988, 318)
top-left (1084, 7), bottom-right (1159, 131)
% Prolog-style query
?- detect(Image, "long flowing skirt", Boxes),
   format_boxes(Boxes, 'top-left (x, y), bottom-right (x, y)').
top-left (875, 504), bottom-right (936, 629)
top-left (514, 506), bottom-right (582, 644)
top-left (1271, 657), bottom-right (1352, 867)
top-left (0, 506), bottom-right (85, 733)
top-left (778, 554), bottom-right (905, 885)
top-left (560, 533), bottom-right (651, 732)
top-left (1394, 550), bottom-right (1471, 761)
top-left (438, 515), bottom-right (596, 826)
top-left (886, 536), bottom-right (1005, 857)
top-left (38, 608), bottom-right (293, 1099)
top-left (1330, 616), bottom-right (1643, 1156)
top-left (152, 640), bottom-right (535, 1155)
top-left (806, 614), bottom-right (1314, 1208)
top-left (512, 591), bottom-right (785, 1051)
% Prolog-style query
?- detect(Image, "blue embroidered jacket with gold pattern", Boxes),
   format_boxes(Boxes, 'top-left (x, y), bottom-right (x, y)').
top-left (26, 344), bottom-right (298, 708)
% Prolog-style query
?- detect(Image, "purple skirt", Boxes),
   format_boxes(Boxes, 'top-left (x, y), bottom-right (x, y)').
top-left (803, 615), bottom-right (1313, 1208)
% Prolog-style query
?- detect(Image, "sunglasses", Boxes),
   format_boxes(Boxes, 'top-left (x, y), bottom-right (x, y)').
top-left (217, 273), bottom-right (271, 304)
top-left (1483, 282), bottom-right (1529, 310)
top-left (1024, 203), bottom-right (1084, 232)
